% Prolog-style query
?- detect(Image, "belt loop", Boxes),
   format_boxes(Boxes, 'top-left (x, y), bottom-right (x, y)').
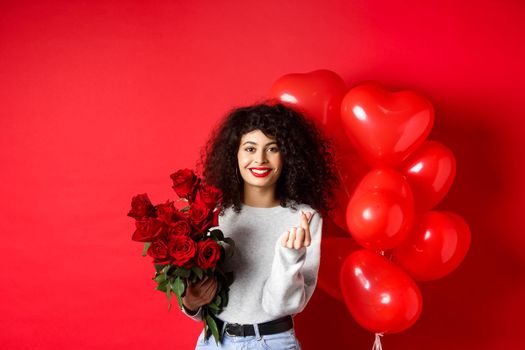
top-left (254, 322), bottom-right (262, 341)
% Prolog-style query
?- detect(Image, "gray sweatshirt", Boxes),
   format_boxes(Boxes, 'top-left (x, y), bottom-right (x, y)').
top-left (181, 203), bottom-right (322, 324)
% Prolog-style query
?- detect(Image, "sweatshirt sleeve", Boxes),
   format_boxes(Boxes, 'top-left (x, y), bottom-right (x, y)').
top-left (180, 304), bottom-right (204, 322)
top-left (261, 210), bottom-right (323, 318)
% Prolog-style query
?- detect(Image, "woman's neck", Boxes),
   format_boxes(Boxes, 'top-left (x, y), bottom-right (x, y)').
top-left (242, 185), bottom-right (280, 208)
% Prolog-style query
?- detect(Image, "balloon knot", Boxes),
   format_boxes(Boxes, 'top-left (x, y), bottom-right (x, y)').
top-left (372, 333), bottom-right (384, 350)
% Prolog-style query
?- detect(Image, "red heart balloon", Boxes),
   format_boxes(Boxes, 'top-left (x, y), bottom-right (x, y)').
top-left (346, 168), bottom-right (414, 250)
top-left (318, 237), bottom-right (361, 302)
top-left (392, 211), bottom-right (471, 281)
top-left (352, 168), bottom-right (413, 204)
top-left (400, 141), bottom-right (456, 212)
top-left (346, 190), bottom-right (413, 250)
top-left (340, 249), bottom-right (423, 333)
top-left (341, 82), bottom-right (434, 167)
top-left (269, 69), bottom-right (351, 152)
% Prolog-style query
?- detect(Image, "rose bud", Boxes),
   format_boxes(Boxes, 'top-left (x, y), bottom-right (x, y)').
top-left (127, 193), bottom-right (156, 220)
top-left (170, 169), bottom-right (200, 201)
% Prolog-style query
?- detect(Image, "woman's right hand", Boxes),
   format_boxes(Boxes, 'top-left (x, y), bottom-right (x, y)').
top-left (182, 275), bottom-right (218, 312)
top-left (280, 210), bottom-right (314, 250)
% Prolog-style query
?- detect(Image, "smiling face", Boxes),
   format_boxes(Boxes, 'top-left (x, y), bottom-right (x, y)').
top-left (237, 129), bottom-right (283, 192)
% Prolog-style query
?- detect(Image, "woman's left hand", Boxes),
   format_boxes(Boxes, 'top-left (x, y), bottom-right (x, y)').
top-left (280, 210), bottom-right (314, 249)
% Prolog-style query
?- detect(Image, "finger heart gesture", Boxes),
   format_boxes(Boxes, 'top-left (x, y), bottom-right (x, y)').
top-left (281, 210), bottom-right (314, 249)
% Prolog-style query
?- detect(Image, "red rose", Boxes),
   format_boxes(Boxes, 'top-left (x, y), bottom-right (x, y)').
top-left (155, 200), bottom-right (176, 224)
top-left (195, 183), bottom-right (223, 209)
top-left (169, 235), bottom-right (197, 268)
top-left (188, 201), bottom-right (212, 234)
top-left (196, 239), bottom-right (222, 270)
top-left (170, 169), bottom-right (199, 201)
top-left (147, 239), bottom-right (172, 265)
top-left (127, 193), bottom-right (156, 220)
top-left (167, 220), bottom-right (191, 238)
top-left (132, 218), bottom-right (166, 242)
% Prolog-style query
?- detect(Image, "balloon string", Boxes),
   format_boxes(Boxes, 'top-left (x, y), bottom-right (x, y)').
top-left (372, 333), bottom-right (383, 350)
top-left (335, 163), bottom-right (350, 197)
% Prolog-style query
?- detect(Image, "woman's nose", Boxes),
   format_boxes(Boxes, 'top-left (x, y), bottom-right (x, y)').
top-left (255, 150), bottom-right (267, 163)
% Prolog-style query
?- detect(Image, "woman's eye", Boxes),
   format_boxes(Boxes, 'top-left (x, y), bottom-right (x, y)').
top-left (268, 147), bottom-right (279, 153)
top-left (245, 147), bottom-right (255, 152)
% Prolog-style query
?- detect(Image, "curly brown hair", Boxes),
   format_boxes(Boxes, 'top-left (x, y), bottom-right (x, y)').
top-left (196, 100), bottom-right (339, 217)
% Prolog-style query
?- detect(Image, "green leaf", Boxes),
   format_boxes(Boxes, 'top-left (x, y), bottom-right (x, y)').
top-left (156, 282), bottom-right (168, 292)
top-left (205, 314), bottom-right (221, 345)
top-left (191, 266), bottom-right (203, 280)
top-left (172, 277), bottom-right (185, 309)
top-left (225, 271), bottom-right (234, 286)
top-left (179, 267), bottom-right (191, 278)
top-left (222, 237), bottom-right (235, 248)
top-left (154, 273), bottom-right (167, 284)
top-left (209, 229), bottom-right (224, 241)
top-left (222, 290), bottom-right (229, 308)
top-left (173, 267), bottom-right (191, 278)
top-left (207, 302), bottom-right (220, 311)
top-left (214, 295), bottom-right (222, 307)
top-left (203, 317), bottom-right (208, 339)
top-left (166, 281), bottom-right (172, 311)
top-left (222, 237), bottom-right (235, 259)
top-left (142, 242), bottom-right (151, 256)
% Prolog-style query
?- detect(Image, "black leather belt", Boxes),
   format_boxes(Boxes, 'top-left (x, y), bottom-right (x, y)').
top-left (207, 313), bottom-right (293, 337)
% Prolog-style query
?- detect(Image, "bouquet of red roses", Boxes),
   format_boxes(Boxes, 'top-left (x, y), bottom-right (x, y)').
top-left (127, 169), bottom-right (234, 344)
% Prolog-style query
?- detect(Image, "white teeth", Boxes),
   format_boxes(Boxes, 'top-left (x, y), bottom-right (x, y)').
top-left (251, 169), bottom-right (270, 174)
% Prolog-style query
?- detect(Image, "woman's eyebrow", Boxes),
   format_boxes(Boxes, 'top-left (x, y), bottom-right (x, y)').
top-left (241, 141), bottom-right (278, 146)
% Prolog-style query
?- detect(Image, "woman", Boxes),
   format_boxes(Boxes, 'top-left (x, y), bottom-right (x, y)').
top-left (182, 102), bottom-right (338, 349)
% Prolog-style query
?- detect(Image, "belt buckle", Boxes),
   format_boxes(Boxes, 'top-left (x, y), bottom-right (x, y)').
top-left (225, 323), bottom-right (242, 337)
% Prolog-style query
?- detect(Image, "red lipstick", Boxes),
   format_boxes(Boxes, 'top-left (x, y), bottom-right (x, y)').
top-left (249, 167), bottom-right (271, 178)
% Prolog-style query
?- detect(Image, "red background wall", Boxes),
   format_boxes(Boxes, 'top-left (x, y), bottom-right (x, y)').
top-left (1, 0), bottom-right (524, 349)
